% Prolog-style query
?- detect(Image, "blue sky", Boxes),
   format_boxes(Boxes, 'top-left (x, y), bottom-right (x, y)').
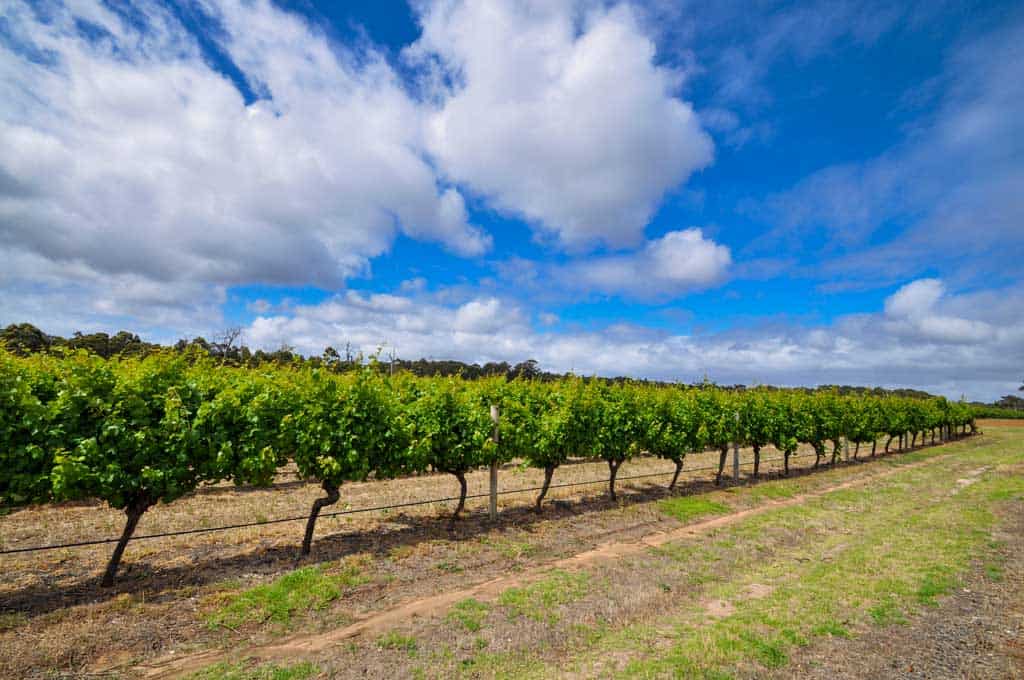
top-left (1, 0), bottom-right (1022, 400)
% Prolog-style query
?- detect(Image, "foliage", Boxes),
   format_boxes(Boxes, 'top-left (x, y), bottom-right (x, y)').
top-left (0, 347), bottom-right (987, 581)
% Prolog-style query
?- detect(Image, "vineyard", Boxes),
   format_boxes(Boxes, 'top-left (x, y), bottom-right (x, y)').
top-left (0, 348), bottom-right (984, 591)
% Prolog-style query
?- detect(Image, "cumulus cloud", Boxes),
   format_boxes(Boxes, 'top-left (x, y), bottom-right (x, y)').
top-left (408, 0), bottom-right (713, 250)
top-left (884, 278), bottom-right (944, 317)
top-left (241, 278), bottom-right (1024, 401)
top-left (882, 278), bottom-right (995, 345)
top-left (564, 228), bottom-right (731, 298)
top-left (0, 0), bottom-right (489, 297)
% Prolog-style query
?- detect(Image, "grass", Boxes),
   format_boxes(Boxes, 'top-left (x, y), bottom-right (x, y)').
top-left (378, 631), bottom-right (419, 656)
top-left (207, 563), bottom-right (366, 629)
top-left (658, 496), bottom-right (730, 523)
top-left (481, 536), bottom-right (537, 560)
top-left (446, 598), bottom-right (491, 632)
top-left (188, 661), bottom-right (317, 680)
top-left (461, 427), bottom-right (1023, 679)
top-left (749, 483), bottom-right (798, 501)
top-left (498, 569), bottom-right (591, 623)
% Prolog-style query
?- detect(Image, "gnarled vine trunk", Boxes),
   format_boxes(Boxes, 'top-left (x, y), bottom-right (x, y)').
top-left (102, 498), bottom-right (151, 587)
top-left (302, 480), bottom-right (340, 556)
top-left (783, 450), bottom-right (791, 476)
top-left (871, 439), bottom-right (877, 457)
top-left (669, 457), bottom-right (685, 489)
top-left (448, 470), bottom-right (468, 531)
top-left (714, 445), bottom-right (729, 485)
top-left (535, 465), bottom-right (556, 512)
top-left (607, 459), bottom-right (622, 501)
top-left (752, 445), bottom-right (761, 479)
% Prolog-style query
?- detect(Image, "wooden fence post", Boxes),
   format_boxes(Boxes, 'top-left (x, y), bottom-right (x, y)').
top-left (733, 412), bottom-right (740, 480)
top-left (489, 404), bottom-right (499, 521)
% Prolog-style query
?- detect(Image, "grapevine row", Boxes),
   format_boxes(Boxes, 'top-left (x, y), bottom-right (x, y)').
top-left (0, 349), bottom-right (978, 586)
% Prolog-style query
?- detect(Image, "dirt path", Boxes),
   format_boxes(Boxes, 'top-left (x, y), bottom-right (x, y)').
top-left (764, 509), bottom-right (1024, 680)
top-left (133, 451), bottom-right (956, 679)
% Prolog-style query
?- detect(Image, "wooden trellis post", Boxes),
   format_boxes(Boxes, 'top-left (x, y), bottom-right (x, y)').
top-left (489, 404), bottom-right (499, 520)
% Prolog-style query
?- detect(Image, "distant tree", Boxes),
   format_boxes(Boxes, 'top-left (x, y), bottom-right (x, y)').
top-left (212, 327), bottom-right (243, 361)
top-left (995, 394), bottom-right (1024, 411)
top-left (1, 323), bottom-right (52, 354)
top-left (508, 359), bottom-right (540, 380)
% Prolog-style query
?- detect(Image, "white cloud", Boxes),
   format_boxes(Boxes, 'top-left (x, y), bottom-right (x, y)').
top-left (884, 278), bottom-right (944, 318)
top-left (564, 228), bottom-right (731, 298)
top-left (240, 278), bottom-right (1024, 401)
top-left (0, 0), bottom-right (489, 299)
top-left (408, 0), bottom-right (713, 250)
top-left (882, 278), bottom-right (995, 345)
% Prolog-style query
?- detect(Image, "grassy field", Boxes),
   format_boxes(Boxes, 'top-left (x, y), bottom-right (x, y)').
top-left (1, 423), bottom-right (1021, 678)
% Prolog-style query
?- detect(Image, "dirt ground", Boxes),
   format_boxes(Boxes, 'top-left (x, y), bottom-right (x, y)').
top-left (0, 427), bottom-right (1012, 679)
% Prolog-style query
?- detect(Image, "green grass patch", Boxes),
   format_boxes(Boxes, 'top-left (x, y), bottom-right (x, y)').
top-left (810, 619), bottom-right (851, 638)
top-left (659, 496), bottom-right (730, 523)
top-left (188, 661), bottom-right (317, 680)
top-left (207, 564), bottom-right (365, 629)
top-left (915, 567), bottom-right (957, 605)
top-left (481, 537), bottom-right (537, 560)
top-left (378, 631), bottom-right (418, 656)
top-left (750, 484), bottom-right (797, 500)
top-left (446, 598), bottom-right (490, 632)
top-left (984, 564), bottom-right (1004, 581)
top-left (498, 569), bottom-right (590, 623)
top-left (868, 598), bottom-right (907, 625)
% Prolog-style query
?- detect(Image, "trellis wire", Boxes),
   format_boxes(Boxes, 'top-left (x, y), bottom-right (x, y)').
top-left (0, 456), bottom-right (793, 555)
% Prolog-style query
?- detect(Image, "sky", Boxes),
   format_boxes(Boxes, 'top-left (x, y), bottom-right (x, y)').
top-left (1, 0), bottom-right (1022, 401)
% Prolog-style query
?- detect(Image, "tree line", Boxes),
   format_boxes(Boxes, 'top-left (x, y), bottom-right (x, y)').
top-left (2, 322), bottom-right (995, 401)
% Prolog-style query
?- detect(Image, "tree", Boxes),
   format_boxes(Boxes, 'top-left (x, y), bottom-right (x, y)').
top-left (737, 390), bottom-right (772, 478)
top-left (637, 387), bottom-right (695, 489)
top-left (50, 351), bottom-right (219, 586)
top-left (287, 366), bottom-right (412, 555)
top-left (523, 378), bottom-right (598, 512)
top-left (592, 383), bottom-right (642, 500)
top-left (1, 323), bottom-right (52, 354)
top-left (692, 387), bottom-right (735, 485)
top-left (408, 378), bottom-right (496, 528)
top-left (0, 351), bottom-right (59, 506)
